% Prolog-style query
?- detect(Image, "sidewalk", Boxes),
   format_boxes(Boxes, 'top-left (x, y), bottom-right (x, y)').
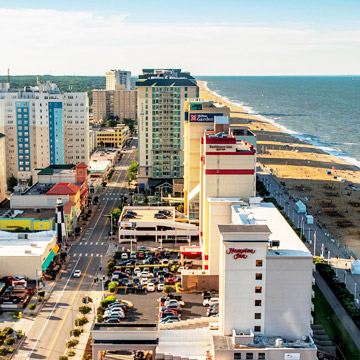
top-left (314, 272), bottom-right (360, 350)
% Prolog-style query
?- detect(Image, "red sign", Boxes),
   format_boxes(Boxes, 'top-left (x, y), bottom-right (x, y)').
top-left (226, 248), bottom-right (255, 260)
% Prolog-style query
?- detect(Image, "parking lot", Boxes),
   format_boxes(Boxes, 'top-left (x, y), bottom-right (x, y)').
top-left (113, 290), bottom-right (207, 323)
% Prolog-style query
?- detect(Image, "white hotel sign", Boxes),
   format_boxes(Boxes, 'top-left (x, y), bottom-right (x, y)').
top-left (284, 354), bottom-right (300, 360)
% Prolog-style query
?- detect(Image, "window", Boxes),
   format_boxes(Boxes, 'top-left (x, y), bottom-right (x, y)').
top-left (246, 354), bottom-right (253, 360)
top-left (255, 273), bottom-right (262, 280)
top-left (254, 313), bottom-right (261, 319)
top-left (255, 286), bottom-right (262, 294)
top-left (256, 260), bottom-right (263, 267)
top-left (255, 300), bottom-right (262, 306)
top-left (258, 354), bottom-right (265, 360)
top-left (254, 326), bottom-right (261, 333)
top-left (234, 354), bottom-right (241, 360)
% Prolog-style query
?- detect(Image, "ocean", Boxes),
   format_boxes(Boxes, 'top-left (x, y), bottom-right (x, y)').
top-left (197, 76), bottom-right (360, 168)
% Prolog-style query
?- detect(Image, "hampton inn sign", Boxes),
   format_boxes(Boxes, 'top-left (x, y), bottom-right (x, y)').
top-left (226, 248), bottom-right (256, 260)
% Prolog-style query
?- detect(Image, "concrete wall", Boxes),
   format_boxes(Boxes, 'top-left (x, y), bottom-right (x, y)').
top-left (0, 255), bottom-right (41, 278)
top-left (264, 257), bottom-right (313, 338)
top-left (10, 194), bottom-right (68, 209)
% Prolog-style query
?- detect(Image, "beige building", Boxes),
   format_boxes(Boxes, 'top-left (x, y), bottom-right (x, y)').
top-left (106, 70), bottom-right (131, 90)
top-left (95, 124), bottom-right (129, 149)
top-left (0, 82), bottom-right (89, 181)
top-left (92, 89), bottom-right (137, 124)
top-left (136, 69), bottom-right (198, 189)
top-left (0, 133), bottom-right (6, 203)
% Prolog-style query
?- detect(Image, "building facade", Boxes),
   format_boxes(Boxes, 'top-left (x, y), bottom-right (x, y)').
top-left (95, 124), bottom-right (129, 149)
top-left (136, 69), bottom-right (198, 189)
top-left (92, 89), bottom-right (137, 123)
top-left (106, 70), bottom-right (131, 90)
top-left (0, 82), bottom-right (89, 180)
top-left (0, 133), bottom-right (6, 203)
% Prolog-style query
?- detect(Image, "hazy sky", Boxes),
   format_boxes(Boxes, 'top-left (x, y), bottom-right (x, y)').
top-left (1, 0), bottom-right (360, 76)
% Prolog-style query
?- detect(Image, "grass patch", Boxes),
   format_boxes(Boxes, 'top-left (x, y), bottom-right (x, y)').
top-left (313, 285), bottom-right (360, 360)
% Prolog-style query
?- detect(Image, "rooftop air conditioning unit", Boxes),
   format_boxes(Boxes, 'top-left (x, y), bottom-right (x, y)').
top-left (270, 240), bottom-right (280, 247)
top-left (30, 243), bottom-right (37, 247)
top-left (25, 249), bottom-right (31, 254)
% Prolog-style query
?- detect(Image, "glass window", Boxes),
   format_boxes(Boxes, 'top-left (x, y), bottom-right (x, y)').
top-left (246, 354), bottom-right (253, 360)
top-left (258, 354), bottom-right (265, 360)
top-left (254, 326), bottom-right (261, 333)
top-left (254, 313), bottom-right (261, 319)
top-left (255, 273), bottom-right (262, 280)
top-left (255, 287), bottom-right (262, 293)
top-left (234, 354), bottom-right (241, 360)
top-left (256, 260), bottom-right (263, 267)
top-left (255, 300), bottom-right (262, 306)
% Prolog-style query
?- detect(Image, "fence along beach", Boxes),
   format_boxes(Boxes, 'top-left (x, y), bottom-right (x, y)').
top-left (198, 80), bottom-right (360, 257)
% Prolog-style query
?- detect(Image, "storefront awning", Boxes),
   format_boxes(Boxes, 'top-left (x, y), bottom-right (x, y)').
top-left (42, 250), bottom-right (56, 271)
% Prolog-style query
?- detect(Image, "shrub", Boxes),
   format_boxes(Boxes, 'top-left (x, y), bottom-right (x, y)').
top-left (38, 297), bottom-right (44, 303)
top-left (74, 317), bottom-right (88, 327)
top-left (67, 351), bottom-right (75, 356)
top-left (1, 327), bottom-right (13, 336)
top-left (59, 356), bottom-right (68, 360)
top-left (100, 296), bottom-right (116, 308)
top-left (28, 303), bottom-right (36, 311)
top-left (0, 347), bottom-right (9, 356)
top-left (78, 305), bottom-right (91, 315)
top-left (86, 354), bottom-right (92, 359)
top-left (97, 314), bottom-right (104, 323)
top-left (8, 347), bottom-right (14, 353)
top-left (107, 260), bottom-right (116, 269)
top-left (66, 339), bottom-right (79, 349)
top-left (70, 328), bottom-right (82, 337)
top-left (4, 337), bottom-right (15, 346)
top-left (175, 282), bottom-right (182, 292)
top-left (16, 330), bottom-right (23, 339)
top-left (97, 306), bottom-right (105, 315)
top-left (38, 290), bottom-right (45, 297)
top-left (163, 285), bottom-right (174, 296)
top-left (13, 311), bottom-right (20, 319)
top-left (108, 282), bottom-right (117, 293)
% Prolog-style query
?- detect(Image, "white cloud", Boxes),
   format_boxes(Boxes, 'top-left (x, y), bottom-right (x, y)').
top-left (0, 8), bottom-right (359, 75)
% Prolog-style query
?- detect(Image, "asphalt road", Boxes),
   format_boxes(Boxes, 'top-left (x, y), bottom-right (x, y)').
top-left (17, 140), bottom-right (137, 360)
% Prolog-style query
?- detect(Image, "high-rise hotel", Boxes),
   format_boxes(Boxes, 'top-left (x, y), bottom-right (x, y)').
top-left (136, 69), bottom-right (198, 190)
top-left (0, 82), bottom-right (89, 180)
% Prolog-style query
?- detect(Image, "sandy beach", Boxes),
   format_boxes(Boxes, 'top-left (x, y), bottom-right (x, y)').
top-left (198, 81), bottom-right (360, 256)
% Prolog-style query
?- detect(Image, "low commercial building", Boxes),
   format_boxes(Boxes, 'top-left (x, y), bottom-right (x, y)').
top-left (118, 206), bottom-right (198, 244)
top-left (88, 160), bottom-right (112, 183)
top-left (90, 149), bottom-right (118, 165)
top-left (0, 230), bottom-right (58, 278)
top-left (96, 124), bottom-right (129, 149)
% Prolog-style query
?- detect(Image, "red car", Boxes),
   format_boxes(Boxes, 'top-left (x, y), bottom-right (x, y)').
top-left (137, 252), bottom-right (145, 259)
top-left (166, 278), bottom-right (175, 285)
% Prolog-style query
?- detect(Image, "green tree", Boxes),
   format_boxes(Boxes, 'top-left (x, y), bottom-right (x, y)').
top-left (28, 303), bottom-right (36, 311)
top-left (100, 295), bottom-right (116, 308)
top-left (66, 339), bottom-right (79, 349)
top-left (123, 118), bottom-right (135, 133)
top-left (78, 305), bottom-right (91, 315)
top-left (127, 160), bottom-right (138, 182)
top-left (106, 118), bottom-right (117, 128)
top-left (74, 317), bottom-right (88, 327)
top-left (7, 175), bottom-right (17, 192)
top-left (176, 204), bottom-right (184, 213)
top-left (108, 282), bottom-right (117, 293)
top-left (163, 285), bottom-right (174, 296)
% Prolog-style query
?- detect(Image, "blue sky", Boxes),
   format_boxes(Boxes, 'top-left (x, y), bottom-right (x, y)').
top-left (0, 0), bottom-right (359, 75)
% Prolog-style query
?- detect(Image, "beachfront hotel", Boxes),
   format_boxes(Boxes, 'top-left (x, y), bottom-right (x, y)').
top-left (136, 69), bottom-right (198, 190)
top-left (0, 81), bottom-right (89, 180)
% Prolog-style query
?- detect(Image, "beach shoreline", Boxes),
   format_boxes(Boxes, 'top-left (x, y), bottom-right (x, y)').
top-left (198, 80), bottom-right (360, 257)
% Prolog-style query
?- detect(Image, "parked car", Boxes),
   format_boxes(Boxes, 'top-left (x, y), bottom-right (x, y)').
top-left (108, 302), bottom-right (127, 310)
top-left (177, 266), bottom-right (184, 274)
top-left (165, 299), bottom-right (185, 307)
top-left (134, 268), bottom-right (141, 275)
top-left (133, 276), bottom-right (140, 285)
top-left (160, 315), bottom-right (180, 323)
top-left (154, 213), bottom-right (167, 219)
top-left (138, 246), bottom-right (148, 251)
top-left (123, 213), bottom-right (136, 219)
top-left (73, 270), bottom-right (81, 278)
top-left (127, 210), bottom-right (137, 216)
top-left (166, 277), bottom-right (175, 285)
top-left (137, 252), bottom-right (145, 259)
top-left (104, 311), bottom-right (125, 319)
top-left (108, 304), bottom-right (127, 312)
top-left (136, 284), bottom-right (144, 293)
top-left (121, 278), bottom-right (129, 286)
top-left (104, 318), bottom-right (120, 324)
top-left (161, 259), bottom-right (169, 265)
top-left (130, 251), bottom-right (137, 259)
top-left (159, 210), bottom-right (171, 216)
top-left (140, 271), bottom-right (151, 278)
top-left (161, 303), bottom-right (181, 312)
top-left (147, 283), bottom-right (156, 292)
top-left (157, 282), bottom-right (164, 291)
top-left (121, 252), bottom-right (129, 260)
top-left (160, 310), bottom-right (180, 318)
top-left (126, 282), bottom-right (135, 294)
top-left (203, 297), bottom-right (219, 307)
top-left (140, 278), bottom-right (148, 285)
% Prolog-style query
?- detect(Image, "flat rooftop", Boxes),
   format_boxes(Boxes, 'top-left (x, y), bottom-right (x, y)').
top-left (121, 206), bottom-right (174, 223)
top-left (89, 160), bottom-right (112, 172)
top-left (0, 230), bottom-right (56, 256)
top-left (0, 208), bottom-right (56, 221)
top-left (213, 335), bottom-right (316, 350)
top-left (231, 202), bottom-right (312, 257)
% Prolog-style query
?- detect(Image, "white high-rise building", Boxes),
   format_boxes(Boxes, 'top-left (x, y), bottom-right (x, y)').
top-left (0, 82), bottom-right (89, 180)
top-left (106, 70), bottom-right (131, 90)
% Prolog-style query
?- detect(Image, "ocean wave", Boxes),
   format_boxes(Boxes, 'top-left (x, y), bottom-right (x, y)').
top-left (202, 80), bottom-right (360, 170)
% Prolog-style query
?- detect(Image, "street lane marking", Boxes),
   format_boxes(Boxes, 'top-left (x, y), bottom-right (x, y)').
top-left (96, 242), bottom-right (99, 245)
top-left (84, 242), bottom-right (88, 245)
top-left (85, 253), bottom-right (88, 257)
top-left (90, 242), bottom-right (93, 245)
top-left (45, 257), bottom-right (93, 359)
top-left (73, 254), bottom-right (77, 257)
top-left (91, 253), bottom-right (93, 257)
top-left (101, 242), bottom-right (104, 245)
top-left (96, 254), bottom-right (99, 257)
top-left (25, 257), bottom-right (82, 360)
top-left (79, 253), bottom-right (82, 257)
top-left (79, 242), bottom-right (82, 245)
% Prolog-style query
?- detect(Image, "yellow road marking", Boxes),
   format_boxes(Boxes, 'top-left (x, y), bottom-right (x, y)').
top-left (45, 257), bottom-right (93, 359)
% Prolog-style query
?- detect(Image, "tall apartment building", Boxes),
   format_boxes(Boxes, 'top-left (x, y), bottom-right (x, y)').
top-left (92, 89), bottom-right (137, 123)
top-left (106, 70), bottom-right (131, 90)
top-left (0, 133), bottom-right (6, 202)
top-left (136, 69), bottom-right (198, 190)
top-left (0, 82), bottom-right (89, 180)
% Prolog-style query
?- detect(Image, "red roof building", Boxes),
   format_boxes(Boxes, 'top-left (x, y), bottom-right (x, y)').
top-left (46, 183), bottom-right (81, 196)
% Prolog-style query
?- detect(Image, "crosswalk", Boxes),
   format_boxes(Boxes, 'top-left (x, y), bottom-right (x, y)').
top-left (72, 253), bottom-right (103, 257)
top-left (78, 242), bottom-right (104, 245)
